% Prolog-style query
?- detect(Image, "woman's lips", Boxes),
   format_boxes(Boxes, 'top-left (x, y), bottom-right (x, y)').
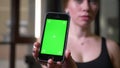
top-left (80, 15), bottom-right (90, 21)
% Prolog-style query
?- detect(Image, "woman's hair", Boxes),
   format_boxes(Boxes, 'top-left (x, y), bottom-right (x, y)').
top-left (62, 0), bottom-right (69, 10)
top-left (62, 0), bottom-right (99, 9)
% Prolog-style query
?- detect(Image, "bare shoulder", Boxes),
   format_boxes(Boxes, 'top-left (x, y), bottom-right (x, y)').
top-left (106, 39), bottom-right (120, 68)
top-left (106, 39), bottom-right (120, 54)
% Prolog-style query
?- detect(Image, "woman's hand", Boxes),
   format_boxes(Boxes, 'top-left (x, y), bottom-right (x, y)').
top-left (32, 42), bottom-right (77, 68)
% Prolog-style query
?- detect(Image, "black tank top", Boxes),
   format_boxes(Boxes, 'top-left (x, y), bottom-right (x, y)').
top-left (76, 37), bottom-right (113, 68)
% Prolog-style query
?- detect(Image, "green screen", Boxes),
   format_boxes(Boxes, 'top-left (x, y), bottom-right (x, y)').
top-left (41, 18), bottom-right (67, 56)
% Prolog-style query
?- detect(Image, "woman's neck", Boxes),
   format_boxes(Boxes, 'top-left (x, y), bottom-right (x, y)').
top-left (69, 22), bottom-right (92, 39)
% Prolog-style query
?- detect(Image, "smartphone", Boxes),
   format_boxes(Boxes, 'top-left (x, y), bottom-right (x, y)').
top-left (38, 12), bottom-right (70, 63)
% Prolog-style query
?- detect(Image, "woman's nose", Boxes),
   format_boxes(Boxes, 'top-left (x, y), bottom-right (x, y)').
top-left (80, 1), bottom-right (90, 11)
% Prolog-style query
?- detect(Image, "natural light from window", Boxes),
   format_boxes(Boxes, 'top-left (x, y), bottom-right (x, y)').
top-left (35, 0), bottom-right (41, 38)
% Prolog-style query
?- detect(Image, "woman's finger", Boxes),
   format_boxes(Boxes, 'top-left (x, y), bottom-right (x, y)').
top-left (56, 61), bottom-right (62, 68)
top-left (32, 47), bottom-right (39, 60)
top-left (34, 42), bottom-right (40, 48)
top-left (32, 42), bottom-right (40, 60)
top-left (47, 59), bottom-right (62, 68)
top-left (47, 59), bottom-right (55, 68)
top-left (62, 50), bottom-right (77, 68)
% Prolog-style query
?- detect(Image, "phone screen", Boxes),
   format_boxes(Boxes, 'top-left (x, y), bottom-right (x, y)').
top-left (40, 18), bottom-right (68, 56)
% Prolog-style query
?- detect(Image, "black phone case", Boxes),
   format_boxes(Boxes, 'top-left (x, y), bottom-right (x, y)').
top-left (38, 12), bottom-right (70, 63)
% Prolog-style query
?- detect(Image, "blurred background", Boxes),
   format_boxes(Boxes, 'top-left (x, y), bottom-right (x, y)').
top-left (0, 0), bottom-right (119, 68)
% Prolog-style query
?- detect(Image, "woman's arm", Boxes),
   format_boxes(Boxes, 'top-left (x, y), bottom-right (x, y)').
top-left (107, 40), bottom-right (120, 68)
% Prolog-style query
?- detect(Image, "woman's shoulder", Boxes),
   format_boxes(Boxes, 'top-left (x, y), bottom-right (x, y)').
top-left (105, 38), bottom-right (120, 68)
top-left (96, 37), bottom-right (120, 68)
top-left (92, 35), bottom-right (119, 47)
top-left (92, 35), bottom-right (119, 54)
top-left (96, 37), bottom-right (120, 55)
top-left (105, 38), bottom-right (119, 52)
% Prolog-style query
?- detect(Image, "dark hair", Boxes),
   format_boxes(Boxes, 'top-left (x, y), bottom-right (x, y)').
top-left (62, 0), bottom-right (69, 10)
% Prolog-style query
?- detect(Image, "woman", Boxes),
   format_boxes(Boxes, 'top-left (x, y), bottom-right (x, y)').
top-left (33, 0), bottom-right (120, 68)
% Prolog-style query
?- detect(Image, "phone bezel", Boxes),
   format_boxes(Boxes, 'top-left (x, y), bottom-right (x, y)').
top-left (38, 12), bottom-right (70, 63)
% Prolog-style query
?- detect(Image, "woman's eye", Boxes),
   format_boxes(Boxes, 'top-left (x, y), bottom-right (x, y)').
top-left (74, 0), bottom-right (98, 4)
top-left (74, 0), bottom-right (83, 4)
top-left (89, 0), bottom-right (98, 3)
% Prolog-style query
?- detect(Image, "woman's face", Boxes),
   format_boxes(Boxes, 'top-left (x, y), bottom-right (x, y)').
top-left (66, 0), bottom-right (99, 27)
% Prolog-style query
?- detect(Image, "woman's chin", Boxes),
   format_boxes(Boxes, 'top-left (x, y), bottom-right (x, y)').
top-left (75, 21), bottom-right (91, 28)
